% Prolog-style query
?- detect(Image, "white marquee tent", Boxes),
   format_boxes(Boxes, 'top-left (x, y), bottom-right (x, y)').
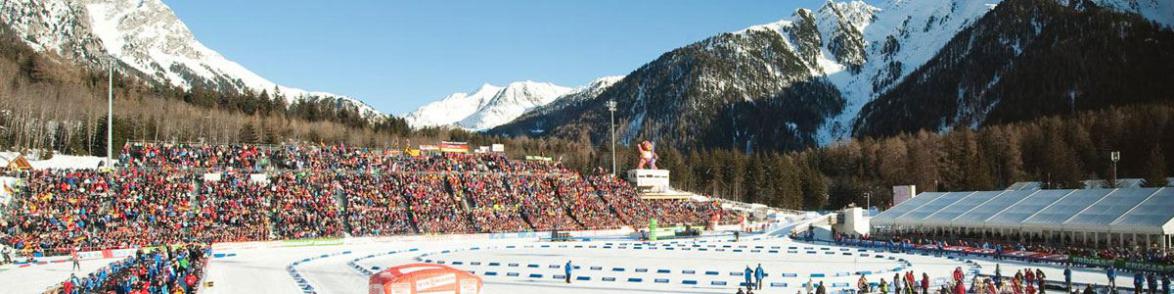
top-left (871, 188), bottom-right (1174, 249)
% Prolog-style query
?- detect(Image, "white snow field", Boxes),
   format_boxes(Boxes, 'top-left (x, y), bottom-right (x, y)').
top-left (5, 220), bottom-right (1127, 294)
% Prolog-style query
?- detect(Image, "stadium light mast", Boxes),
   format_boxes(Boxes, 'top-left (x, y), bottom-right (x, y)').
top-left (1110, 151), bottom-right (1121, 187)
top-left (606, 100), bottom-right (617, 178)
top-left (864, 192), bottom-right (871, 210)
top-left (107, 57), bottom-right (115, 168)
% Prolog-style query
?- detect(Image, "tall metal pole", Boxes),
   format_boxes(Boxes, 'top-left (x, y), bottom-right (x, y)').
top-left (864, 192), bottom-right (871, 210)
top-left (606, 100), bottom-right (617, 178)
top-left (107, 60), bottom-right (114, 168)
top-left (1110, 151), bottom-right (1120, 187)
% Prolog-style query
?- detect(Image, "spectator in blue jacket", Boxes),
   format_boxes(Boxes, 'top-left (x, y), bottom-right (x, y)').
top-left (754, 264), bottom-right (766, 290)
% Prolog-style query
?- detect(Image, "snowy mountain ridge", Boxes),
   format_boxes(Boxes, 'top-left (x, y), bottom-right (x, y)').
top-left (404, 81), bottom-right (573, 130)
top-left (0, 0), bottom-right (384, 119)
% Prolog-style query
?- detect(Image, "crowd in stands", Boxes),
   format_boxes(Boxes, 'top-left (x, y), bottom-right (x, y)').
top-left (1, 142), bottom-right (739, 259)
top-left (513, 174), bottom-right (579, 231)
top-left (59, 244), bottom-right (205, 294)
top-left (341, 174), bottom-right (414, 237)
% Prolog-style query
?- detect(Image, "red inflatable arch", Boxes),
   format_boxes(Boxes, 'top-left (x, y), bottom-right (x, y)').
top-left (368, 263), bottom-right (482, 294)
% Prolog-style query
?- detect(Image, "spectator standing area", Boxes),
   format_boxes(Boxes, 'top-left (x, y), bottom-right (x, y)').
top-left (871, 188), bottom-right (1174, 250)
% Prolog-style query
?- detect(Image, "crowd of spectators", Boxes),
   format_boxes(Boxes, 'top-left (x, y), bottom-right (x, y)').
top-left (341, 174), bottom-right (414, 237)
top-left (58, 244), bottom-right (205, 294)
top-left (458, 173), bottom-right (530, 233)
top-left (2, 142), bottom-right (727, 258)
top-left (854, 231), bottom-right (1174, 266)
top-left (514, 174), bottom-right (581, 231)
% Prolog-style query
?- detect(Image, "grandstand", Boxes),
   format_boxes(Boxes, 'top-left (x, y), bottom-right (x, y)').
top-left (871, 188), bottom-right (1174, 250)
top-left (0, 142), bottom-right (739, 258)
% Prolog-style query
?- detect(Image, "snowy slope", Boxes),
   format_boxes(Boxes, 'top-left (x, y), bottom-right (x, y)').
top-left (405, 81), bottom-right (572, 130)
top-left (721, 0), bottom-right (1173, 144)
top-left (1, 0), bottom-right (383, 119)
top-left (403, 84), bottom-right (504, 129)
top-left (1087, 0), bottom-right (1174, 27)
top-left (738, 0), bottom-right (1004, 143)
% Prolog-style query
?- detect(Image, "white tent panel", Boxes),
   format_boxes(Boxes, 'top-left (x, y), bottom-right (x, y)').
top-left (1022, 189), bottom-right (1111, 230)
top-left (924, 191), bottom-right (1005, 225)
top-left (1065, 188), bottom-right (1158, 231)
top-left (1110, 187), bottom-right (1174, 234)
top-left (894, 191), bottom-right (975, 226)
top-left (952, 189), bottom-right (1038, 225)
top-left (986, 189), bottom-right (1073, 229)
top-left (871, 192), bottom-right (947, 225)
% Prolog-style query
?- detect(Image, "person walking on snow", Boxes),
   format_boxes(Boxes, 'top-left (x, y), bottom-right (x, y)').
top-left (1107, 266), bottom-right (1117, 291)
top-left (1064, 265), bottom-right (1072, 293)
top-left (744, 266), bottom-right (754, 289)
top-left (564, 260), bottom-right (573, 284)
top-left (1137, 271), bottom-right (1146, 294)
top-left (755, 264), bottom-right (766, 290)
top-left (71, 247), bottom-right (80, 272)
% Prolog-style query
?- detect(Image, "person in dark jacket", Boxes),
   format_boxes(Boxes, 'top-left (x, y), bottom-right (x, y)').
top-left (1161, 274), bottom-right (1170, 294)
top-left (1064, 265), bottom-right (1073, 293)
top-left (1137, 271), bottom-right (1146, 294)
top-left (1148, 272), bottom-right (1158, 294)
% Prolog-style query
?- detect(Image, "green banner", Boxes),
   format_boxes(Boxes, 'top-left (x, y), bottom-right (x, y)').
top-left (1071, 256), bottom-right (1174, 273)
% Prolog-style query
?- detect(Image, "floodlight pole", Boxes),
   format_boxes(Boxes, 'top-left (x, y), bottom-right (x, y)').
top-left (107, 58), bottom-right (114, 168)
top-left (1110, 151), bottom-right (1120, 187)
top-left (606, 100), bottom-right (617, 178)
top-left (864, 192), bottom-right (871, 210)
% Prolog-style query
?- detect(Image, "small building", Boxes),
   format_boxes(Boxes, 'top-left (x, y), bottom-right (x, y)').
top-left (833, 206), bottom-right (870, 237)
top-left (626, 169), bottom-right (670, 193)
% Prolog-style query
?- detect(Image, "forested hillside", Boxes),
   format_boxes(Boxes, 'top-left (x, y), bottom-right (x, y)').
top-left (644, 104), bottom-right (1174, 210)
top-left (0, 22), bottom-right (412, 155)
top-left (854, 0), bottom-right (1174, 137)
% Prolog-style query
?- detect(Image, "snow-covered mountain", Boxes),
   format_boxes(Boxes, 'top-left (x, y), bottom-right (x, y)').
top-left (494, 76), bottom-right (624, 135)
top-left (0, 0), bottom-right (383, 119)
top-left (492, 0), bottom-right (1174, 151)
top-left (404, 81), bottom-right (572, 130)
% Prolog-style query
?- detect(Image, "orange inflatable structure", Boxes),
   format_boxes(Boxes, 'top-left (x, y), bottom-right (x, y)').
top-left (368, 263), bottom-right (482, 294)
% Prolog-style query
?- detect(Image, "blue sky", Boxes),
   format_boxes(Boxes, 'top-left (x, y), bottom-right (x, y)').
top-left (168, 0), bottom-right (844, 115)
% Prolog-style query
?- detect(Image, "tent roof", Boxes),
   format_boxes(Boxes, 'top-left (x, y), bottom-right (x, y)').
top-left (871, 188), bottom-right (1174, 235)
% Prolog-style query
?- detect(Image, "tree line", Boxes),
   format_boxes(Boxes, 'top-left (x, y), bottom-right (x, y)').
top-left (623, 103), bottom-right (1174, 211)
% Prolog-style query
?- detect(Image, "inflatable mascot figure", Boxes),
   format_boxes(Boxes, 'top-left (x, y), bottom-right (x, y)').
top-left (637, 140), bottom-right (658, 169)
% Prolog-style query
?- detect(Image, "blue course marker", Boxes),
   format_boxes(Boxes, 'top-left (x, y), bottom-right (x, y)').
top-left (705, 271), bottom-right (719, 276)
top-left (529, 273), bottom-right (543, 278)
top-left (811, 273), bottom-right (826, 278)
top-left (683, 280), bottom-right (698, 285)
top-left (657, 269), bottom-right (671, 274)
top-left (628, 278), bottom-right (643, 283)
top-left (713, 281), bottom-right (728, 286)
top-left (507, 272), bottom-right (520, 277)
top-left (655, 278), bottom-right (670, 283)
top-left (602, 277), bottom-right (617, 282)
top-left (577, 276), bottom-right (591, 281)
